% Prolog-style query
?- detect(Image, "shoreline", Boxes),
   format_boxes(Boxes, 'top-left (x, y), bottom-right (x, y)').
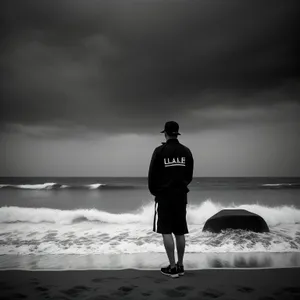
top-left (1, 252), bottom-right (300, 270)
top-left (1, 268), bottom-right (300, 300)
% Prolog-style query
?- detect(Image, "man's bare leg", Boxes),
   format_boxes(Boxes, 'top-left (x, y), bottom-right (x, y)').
top-left (175, 235), bottom-right (185, 266)
top-left (162, 234), bottom-right (176, 268)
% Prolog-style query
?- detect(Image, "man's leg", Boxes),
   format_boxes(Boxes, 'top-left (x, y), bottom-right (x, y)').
top-left (162, 234), bottom-right (176, 268)
top-left (175, 235), bottom-right (185, 266)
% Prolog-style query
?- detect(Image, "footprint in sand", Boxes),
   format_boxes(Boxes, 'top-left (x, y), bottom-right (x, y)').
top-left (162, 289), bottom-right (186, 298)
top-left (35, 286), bottom-right (49, 292)
top-left (154, 278), bottom-right (168, 283)
top-left (281, 286), bottom-right (300, 294)
top-left (274, 286), bottom-right (300, 296)
top-left (91, 278), bottom-right (103, 283)
top-left (51, 296), bottom-right (70, 300)
top-left (86, 296), bottom-right (111, 300)
top-left (61, 285), bottom-right (91, 297)
top-left (118, 285), bottom-right (138, 292)
top-left (30, 278), bottom-right (39, 285)
top-left (111, 284), bottom-right (138, 296)
top-left (12, 293), bottom-right (28, 299)
top-left (175, 286), bottom-right (195, 292)
top-left (237, 286), bottom-right (255, 293)
top-left (162, 286), bottom-right (195, 298)
top-left (200, 288), bottom-right (225, 298)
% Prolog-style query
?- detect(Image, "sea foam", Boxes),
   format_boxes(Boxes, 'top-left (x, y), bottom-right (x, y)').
top-left (1, 200), bottom-right (300, 256)
top-left (0, 200), bottom-right (300, 226)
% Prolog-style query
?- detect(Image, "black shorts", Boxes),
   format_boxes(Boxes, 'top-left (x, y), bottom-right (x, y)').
top-left (153, 196), bottom-right (188, 235)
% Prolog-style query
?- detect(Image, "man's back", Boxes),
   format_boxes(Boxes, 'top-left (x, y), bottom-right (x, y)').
top-left (148, 138), bottom-right (194, 198)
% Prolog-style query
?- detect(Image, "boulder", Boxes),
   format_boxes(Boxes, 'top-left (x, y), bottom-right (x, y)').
top-left (202, 209), bottom-right (269, 233)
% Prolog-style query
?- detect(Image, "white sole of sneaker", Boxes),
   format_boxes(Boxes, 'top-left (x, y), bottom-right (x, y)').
top-left (160, 271), bottom-right (179, 278)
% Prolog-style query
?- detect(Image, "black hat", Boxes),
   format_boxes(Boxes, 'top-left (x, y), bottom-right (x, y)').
top-left (160, 121), bottom-right (181, 135)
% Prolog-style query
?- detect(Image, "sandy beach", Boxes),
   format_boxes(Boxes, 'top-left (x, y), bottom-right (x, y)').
top-left (1, 268), bottom-right (300, 300)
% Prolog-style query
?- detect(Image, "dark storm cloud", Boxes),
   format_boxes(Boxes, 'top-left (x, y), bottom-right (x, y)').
top-left (1, 0), bottom-right (299, 134)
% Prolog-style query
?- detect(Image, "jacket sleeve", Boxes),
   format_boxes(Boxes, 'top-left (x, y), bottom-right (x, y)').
top-left (148, 148), bottom-right (160, 196)
top-left (185, 149), bottom-right (194, 185)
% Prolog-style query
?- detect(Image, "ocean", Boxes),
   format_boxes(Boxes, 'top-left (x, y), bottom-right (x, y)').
top-left (0, 177), bottom-right (300, 270)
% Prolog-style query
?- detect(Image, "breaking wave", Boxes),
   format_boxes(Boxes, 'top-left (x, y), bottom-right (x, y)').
top-left (261, 183), bottom-right (300, 189)
top-left (1, 201), bottom-right (300, 256)
top-left (0, 200), bottom-right (300, 226)
top-left (0, 182), bottom-right (139, 190)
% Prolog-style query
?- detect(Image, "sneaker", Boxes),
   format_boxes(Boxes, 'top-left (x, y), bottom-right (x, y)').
top-left (176, 263), bottom-right (185, 276)
top-left (161, 265), bottom-right (179, 278)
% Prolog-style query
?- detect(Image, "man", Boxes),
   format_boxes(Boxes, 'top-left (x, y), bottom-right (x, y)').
top-left (148, 121), bottom-right (194, 278)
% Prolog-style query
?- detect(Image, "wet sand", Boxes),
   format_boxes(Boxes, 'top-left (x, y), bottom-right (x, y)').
top-left (1, 268), bottom-right (300, 299)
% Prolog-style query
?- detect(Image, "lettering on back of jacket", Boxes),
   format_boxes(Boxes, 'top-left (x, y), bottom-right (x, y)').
top-left (164, 157), bottom-right (186, 167)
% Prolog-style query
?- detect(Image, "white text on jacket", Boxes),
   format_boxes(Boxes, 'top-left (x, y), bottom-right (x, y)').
top-left (164, 157), bottom-right (186, 167)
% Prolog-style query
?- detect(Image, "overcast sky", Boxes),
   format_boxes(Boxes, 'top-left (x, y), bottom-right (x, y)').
top-left (1, 0), bottom-right (299, 177)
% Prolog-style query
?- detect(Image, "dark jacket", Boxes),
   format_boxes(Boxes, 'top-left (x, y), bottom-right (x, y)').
top-left (148, 139), bottom-right (194, 200)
